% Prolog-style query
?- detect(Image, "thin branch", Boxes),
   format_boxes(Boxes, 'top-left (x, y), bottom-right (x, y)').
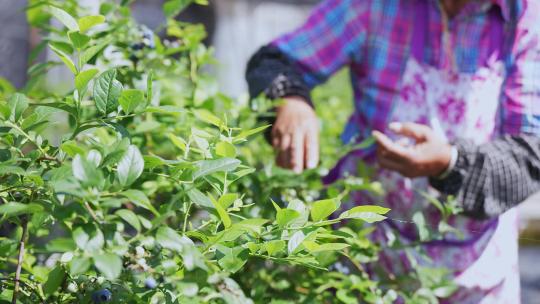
top-left (84, 201), bottom-right (100, 224)
top-left (12, 218), bottom-right (28, 304)
top-left (183, 201), bottom-right (192, 233)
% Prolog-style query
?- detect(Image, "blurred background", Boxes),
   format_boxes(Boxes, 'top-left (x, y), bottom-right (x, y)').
top-left (1, 0), bottom-right (539, 301)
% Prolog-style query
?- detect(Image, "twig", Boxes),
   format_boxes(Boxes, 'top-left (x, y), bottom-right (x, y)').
top-left (84, 201), bottom-right (100, 223)
top-left (183, 201), bottom-right (192, 233)
top-left (12, 218), bottom-right (28, 304)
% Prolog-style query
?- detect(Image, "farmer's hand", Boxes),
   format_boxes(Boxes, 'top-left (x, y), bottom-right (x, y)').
top-left (373, 122), bottom-right (452, 178)
top-left (272, 96), bottom-right (319, 173)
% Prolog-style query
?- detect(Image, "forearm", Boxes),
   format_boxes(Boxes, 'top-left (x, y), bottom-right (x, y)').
top-left (430, 136), bottom-right (540, 219)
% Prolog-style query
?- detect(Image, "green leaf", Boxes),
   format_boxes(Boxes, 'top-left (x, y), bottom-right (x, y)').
top-left (287, 231), bottom-right (306, 255)
top-left (60, 140), bottom-right (86, 157)
top-left (119, 89), bottom-right (144, 114)
top-left (36, 102), bottom-right (78, 120)
top-left (310, 198), bottom-right (341, 222)
top-left (0, 165), bottom-right (26, 176)
top-left (69, 256), bottom-right (91, 276)
top-left (156, 227), bottom-right (183, 252)
top-left (75, 69), bottom-right (98, 93)
top-left (187, 188), bottom-right (214, 209)
top-left (303, 242), bottom-right (350, 253)
top-left (72, 154), bottom-right (103, 187)
top-left (210, 196), bottom-right (232, 229)
top-left (93, 69), bottom-right (122, 115)
top-left (218, 193), bottom-right (238, 209)
top-left (276, 209), bottom-right (300, 228)
top-left (0, 77), bottom-right (15, 98)
top-left (233, 125), bottom-right (271, 143)
top-left (0, 202), bottom-right (43, 217)
top-left (81, 39), bottom-right (111, 65)
top-left (193, 158), bottom-right (241, 179)
top-left (117, 145), bottom-right (144, 186)
top-left (167, 133), bottom-right (187, 152)
top-left (116, 209), bottom-right (141, 232)
top-left (233, 218), bottom-right (268, 234)
top-left (218, 247), bottom-right (249, 273)
top-left (49, 43), bottom-right (77, 74)
top-left (49, 6), bottom-right (79, 31)
top-left (265, 240), bottom-right (285, 256)
top-left (351, 136), bottom-right (376, 150)
top-left (413, 212), bottom-right (430, 241)
top-left (146, 70), bottom-right (153, 105)
top-left (339, 205), bottom-right (389, 223)
top-left (68, 31), bottom-right (90, 49)
top-left (120, 189), bottom-right (159, 216)
top-left (7, 93), bottom-right (28, 122)
top-left (178, 235), bottom-right (207, 271)
top-left (43, 266), bottom-right (66, 296)
top-left (93, 253), bottom-right (122, 280)
top-left (193, 109), bottom-right (226, 129)
top-left (286, 199), bottom-right (309, 228)
top-left (341, 205), bottom-right (390, 216)
top-left (215, 141), bottom-right (236, 158)
top-left (419, 191), bottom-right (446, 216)
top-left (163, 0), bottom-right (190, 18)
top-left (433, 284), bottom-right (459, 298)
top-left (78, 15), bottom-right (105, 32)
top-left (45, 238), bottom-right (77, 252)
top-left (72, 225), bottom-right (104, 252)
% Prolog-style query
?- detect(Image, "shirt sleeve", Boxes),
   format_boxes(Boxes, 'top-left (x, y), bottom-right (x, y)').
top-left (271, 0), bottom-right (369, 88)
top-left (497, 5), bottom-right (540, 136)
top-left (429, 136), bottom-right (540, 219)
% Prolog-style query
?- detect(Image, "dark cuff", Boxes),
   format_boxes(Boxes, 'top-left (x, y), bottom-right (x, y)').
top-left (429, 138), bottom-right (476, 195)
top-left (246, 45), bottom-right (313, 107)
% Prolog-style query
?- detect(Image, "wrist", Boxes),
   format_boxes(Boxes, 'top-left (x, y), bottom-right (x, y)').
top-left (433, 145), bottom-right (458, 179)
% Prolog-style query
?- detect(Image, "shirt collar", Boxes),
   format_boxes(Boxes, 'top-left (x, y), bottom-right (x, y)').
top-left (490, 0), bottom-right (511, 21)
top-left (433, 0), bottom-right (512, 21)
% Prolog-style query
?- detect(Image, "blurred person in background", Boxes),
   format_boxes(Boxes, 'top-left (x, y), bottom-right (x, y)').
top-left (0, 0), bottom-right (31, 89)
top-left (246, 0), bottom-right (540, 302)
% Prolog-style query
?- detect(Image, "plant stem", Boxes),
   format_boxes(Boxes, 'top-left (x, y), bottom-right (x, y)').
top-left (84, 201), bottom-right (100, 223)
top-left (12, 218), bottom-right (28, 304)
top-left (6, 122), bottom-right (51, 159)
top-left (183, 201), bottom-right (192, 233)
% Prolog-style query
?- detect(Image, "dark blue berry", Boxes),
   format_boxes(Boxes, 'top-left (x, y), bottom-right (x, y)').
top-left (144, 277), bottom-right (157, 289)
top-left (91, 289), bottom-right (112, 303)
top-left (130, 43), bottom-right (145, 51)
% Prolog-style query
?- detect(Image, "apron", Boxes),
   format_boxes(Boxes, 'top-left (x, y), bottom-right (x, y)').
top-left (329, 3), bottom-right (520, 303)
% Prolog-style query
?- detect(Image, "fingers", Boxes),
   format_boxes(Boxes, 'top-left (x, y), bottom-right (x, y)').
top-left (291, 131), bottom-right (304, 173)
top-left (272, 126), bottom-right (305, 172)
top-left (271, 99), bottom-right (319, 173)
top-left (389, 122), bottom-right (431, 141)
top-left (273, 127), bottom-right (320, 173)
top-left (305, 128), bottom-right (319, 169)
top-left (374, 130), bottom-right (418, 177)
top-left (372, 131), bottom-right (409, 160)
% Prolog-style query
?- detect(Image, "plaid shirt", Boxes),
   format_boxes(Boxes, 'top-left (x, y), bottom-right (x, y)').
top-left (247, 0), bottom-right (540, 218)
top-left (270, 0), bottom-right (540, 141)
top-left (430, 136), bottom-right (540, 218)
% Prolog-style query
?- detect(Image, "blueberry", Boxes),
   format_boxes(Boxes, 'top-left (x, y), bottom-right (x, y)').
top-left (144, 277), bottom-right (157, 289)
top-left (91, 289), bottom-right (112, 303)
top-left (130, 43), bottom-right (145, 51)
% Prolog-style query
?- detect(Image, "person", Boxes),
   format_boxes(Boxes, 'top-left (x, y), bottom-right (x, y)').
top-left (373, 122), bottom-right (540, 220)
top-left (246, 0), bottom-right (540, 302)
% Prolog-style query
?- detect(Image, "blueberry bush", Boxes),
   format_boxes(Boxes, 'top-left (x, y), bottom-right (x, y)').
top-left (0, 1), bottom-right (459, 303)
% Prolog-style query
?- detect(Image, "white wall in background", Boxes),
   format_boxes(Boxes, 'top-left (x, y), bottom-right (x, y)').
top-left (213, 0), bottom-right (314, 98)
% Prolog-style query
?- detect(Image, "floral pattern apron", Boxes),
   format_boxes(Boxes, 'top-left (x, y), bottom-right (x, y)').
top-left (329, 6), bottom-right (520, 303)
